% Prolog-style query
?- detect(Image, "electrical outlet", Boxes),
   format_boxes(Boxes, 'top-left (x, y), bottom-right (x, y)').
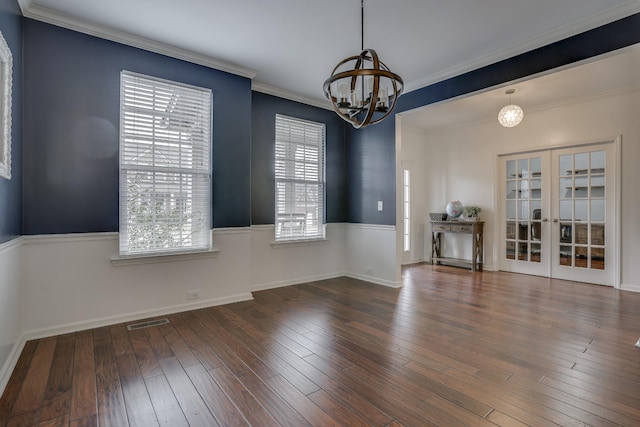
top-left (365, 266), bottom-right (373, 274)
top-left (377, 201), bottom-right (383, 211)
top-left (186, 290), bottom-right (200, 300)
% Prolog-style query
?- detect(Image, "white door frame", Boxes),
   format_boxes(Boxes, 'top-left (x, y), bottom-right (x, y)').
top-left (495, 137), bottom-right (621, 288)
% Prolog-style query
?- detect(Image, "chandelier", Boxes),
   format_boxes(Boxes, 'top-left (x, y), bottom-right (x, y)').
top-left (323, 0), bottom-right (403, 129)
top-left (498, 89), bottom-right (524, 128)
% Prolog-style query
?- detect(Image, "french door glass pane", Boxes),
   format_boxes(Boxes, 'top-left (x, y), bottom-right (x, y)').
top-left (556, 150), bottom-right (606, 270)
top-left (505, 155), bottom-right (542, 263)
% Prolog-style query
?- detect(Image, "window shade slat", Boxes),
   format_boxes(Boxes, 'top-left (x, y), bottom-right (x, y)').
top-left (119, 71), bottom-right (212, 256)
top-left (274, 114), bottom-right (325, 241)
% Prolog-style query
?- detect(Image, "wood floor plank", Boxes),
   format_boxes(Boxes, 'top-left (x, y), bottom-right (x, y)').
top-left (40, 394), bottom-right (70, 424)
top-left (39, 414), bottom-right (69, 427)
top-left (235, 368), bottom-right (311, 426)
top-left (11, 337), bottom-right (57, 416)
top-left (109, 324), bottom-right (134, 357)
top-left (5, 265), bottom-right (640, 427)
top-left (144, 374), bottom-right (189, 427)
top-left (93, 327), bottom-right (129, 427)
top-left (208, 366), bottom-right (280, 427)
top-left (128, 329), bottom-right (163, 379)
top-left (168, 312), bottom-right (223, 370)
top-left (69, 331), bottom-right (97, 422)
top-left (143, 324), bottom-right (174, 361)
top-left (116, 353), bottom-right (159, 427)
top-left (156, 321), bottom-right (201, 368)
top-left (159, 357), bottom-right (219, 427)
top-left (200, 307), bottom-right (279, 380)
top-left (69, 414), bottom-right (98, 427)
top-left (0, 340), bottom-right (38, 426)
top-left (40, 333), bottom-right (75, 423)
top-left (185, 363), bottom-right (249, 426)
top-left (307, 388), bottom-right (374, 427)
top-left (265, 374), bottom-right (342, 427)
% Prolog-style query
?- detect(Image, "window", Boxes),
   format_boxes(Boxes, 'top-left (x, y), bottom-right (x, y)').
top-left (403, 169), bottom-right (410, 252)
top-left (119, 71), bottom-right (212, 256)
top-left (275, 114), bottom-right (325, 241)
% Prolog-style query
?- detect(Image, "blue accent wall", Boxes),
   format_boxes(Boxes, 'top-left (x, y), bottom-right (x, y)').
top-left (346, 119), bottom-right (395, 225)
top-left (22, 19), bottom-right (252, 234)
top-left (0, 0), bottom-right (22, 244)
top-left (251, 92), bottom-right (347, 224)
top-left (347, 12), bottom-right (640, 225)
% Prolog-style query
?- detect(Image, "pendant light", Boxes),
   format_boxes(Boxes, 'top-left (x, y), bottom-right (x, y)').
top-left (323, 0), bottom-right (404, 129)
top-left (498, 89), bottom-right (524, 128)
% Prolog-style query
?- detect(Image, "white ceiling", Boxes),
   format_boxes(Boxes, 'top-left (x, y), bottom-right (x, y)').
top-left (17, 0), bottom-right (640, 112)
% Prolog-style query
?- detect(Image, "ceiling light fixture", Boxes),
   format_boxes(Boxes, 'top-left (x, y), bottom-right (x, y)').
top-left (498, 89), bottom-right (524, 128)
top-left (323, 0), bottom-right (403, 129)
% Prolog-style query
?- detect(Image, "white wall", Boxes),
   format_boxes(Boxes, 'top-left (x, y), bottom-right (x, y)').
top-left (345, 224), bottom-right (399, 288)
top-left (0, 238), bottom-right (23, 394)
top-left (403, 87), bottom-right (640, 288)
top-left (250, 224), bottom-right (346, 291)
top-left (21, 230), bottom-right (253, 336)
top-left (399, 127), bottom-right (427, 264)
top-left (13, 223), bottom-right (390, 338)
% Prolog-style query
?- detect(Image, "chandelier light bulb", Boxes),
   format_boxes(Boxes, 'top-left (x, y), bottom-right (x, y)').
top-left (498, 89), bottom-right (524, 127)
top-left (498, 104), bottom-right (524, 127)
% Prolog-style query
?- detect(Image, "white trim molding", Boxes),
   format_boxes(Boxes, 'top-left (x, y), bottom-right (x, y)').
top-left (23, 293), bottom-right (253, 341)
top-left (404, 2), bottom-right (640, 94)
top-left (345, 273), bottom-right (402, 289)
top-left (17, 1), bottom-right (256, 79)
top-left (0, 335), bottom-right (26, 397)
top-left (0, 236), bottom-right (22, 254)
top-left (250, 272), bottom-right (344, 292)
top-left (252, 81), bottom-right (331, 110)
top-left (110, 248), bottom-right (220, 267)
top-left (0, 29), bottom-right (12, 180)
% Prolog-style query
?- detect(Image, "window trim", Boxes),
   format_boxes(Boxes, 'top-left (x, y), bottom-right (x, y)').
top-left (274, 114), bottom-right (326, 242)
top-left (119, 70), bottom-right (212, 257)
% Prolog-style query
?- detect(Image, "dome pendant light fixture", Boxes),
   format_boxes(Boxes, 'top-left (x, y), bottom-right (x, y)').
top-left (323, 0), bottom-right (404, 129)
top-left (498, 89), bottom-right (524, 128)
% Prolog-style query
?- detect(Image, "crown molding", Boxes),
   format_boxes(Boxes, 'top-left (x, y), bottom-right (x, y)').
top-left (251, 81), bottom-right (332, 110)
top-left (405, 2), bottom-right (640, 94)
top-left (17, 0), bottom-right (257, 79)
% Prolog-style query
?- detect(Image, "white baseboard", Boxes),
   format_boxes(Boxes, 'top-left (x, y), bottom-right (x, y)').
top-left (23, 292), bottom-right (253, 341)
top-left (0, 335), bottom-right (26, 398)
top-left (402, 258), bottom-right (426, 266)
top-left (621, 283), bottom-right (640, 293)
top-left (250, 272), bottom-right (344, 292)
top-left (345, 273), bottom-right (403, 288)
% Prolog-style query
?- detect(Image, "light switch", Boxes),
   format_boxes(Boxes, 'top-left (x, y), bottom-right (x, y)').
top-left (377, 201), bottom-right (383, 211)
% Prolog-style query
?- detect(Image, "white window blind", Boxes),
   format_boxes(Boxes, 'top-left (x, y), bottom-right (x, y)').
top-left (119, 71), bottom-right (212, 256)
top-left (275, 114), bottom-right (325, 241)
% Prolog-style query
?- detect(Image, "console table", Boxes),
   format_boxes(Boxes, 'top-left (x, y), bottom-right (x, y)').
top-left (430, 220), bottom-right (484, 271)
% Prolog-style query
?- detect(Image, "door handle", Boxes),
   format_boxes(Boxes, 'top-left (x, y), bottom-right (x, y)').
top-left (542, 218), bottom-right (549, 222)
top-left (552, 218), bottom-right (559, 223)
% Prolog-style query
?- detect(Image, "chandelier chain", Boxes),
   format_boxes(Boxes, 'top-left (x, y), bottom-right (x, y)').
top-left (361, 0), bottom-right (364, 51)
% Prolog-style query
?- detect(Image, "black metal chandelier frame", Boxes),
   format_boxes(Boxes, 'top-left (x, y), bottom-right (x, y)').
top-left (323, 0), bottom-right (404, 129)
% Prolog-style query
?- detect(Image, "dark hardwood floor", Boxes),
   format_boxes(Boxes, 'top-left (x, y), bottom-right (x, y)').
top-left (3, 264), bottom-right (640, 426)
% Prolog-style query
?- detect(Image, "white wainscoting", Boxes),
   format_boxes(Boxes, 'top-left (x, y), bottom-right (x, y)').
top-left (18, 223), bottom-right (399, 340)
top-left (21, 229), bottom-right (254, 339)
top-left (344, 223), bottom-right (400, 288)
top-left (250, 223), bottom-right (347, 291)
top-left (1, 223), bottom-right (401, 395)
top-left (0, 237), bottom-right (24, 396)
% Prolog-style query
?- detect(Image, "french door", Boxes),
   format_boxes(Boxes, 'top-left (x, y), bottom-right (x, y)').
top-left (500, 142), bottom-right (617, 286)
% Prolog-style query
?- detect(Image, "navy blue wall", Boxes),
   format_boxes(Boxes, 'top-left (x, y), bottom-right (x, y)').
top-left (0, 0), bottom-right (22, 244)
top-left (22, 20), bottom-right (252, 234)
top-left (251, 92), bottom-right (347, 224)
top-left (347, 12), bottom-right (640, 225)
